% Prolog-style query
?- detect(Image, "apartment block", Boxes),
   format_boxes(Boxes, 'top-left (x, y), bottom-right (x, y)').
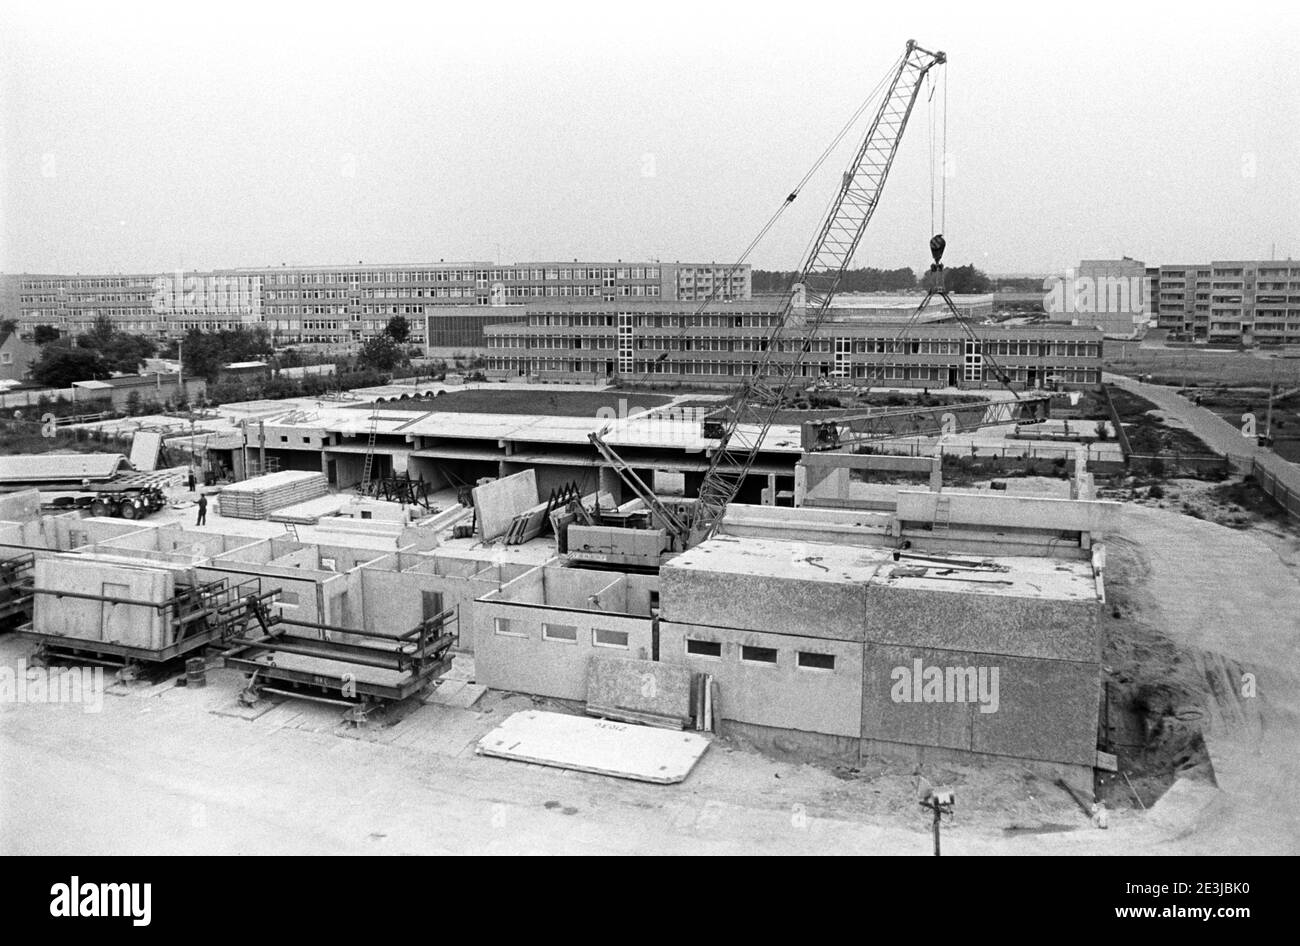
top-left (1, 260), bottom-right (750, 347)
top-left (1147, 260), bottom-right (1300, 345)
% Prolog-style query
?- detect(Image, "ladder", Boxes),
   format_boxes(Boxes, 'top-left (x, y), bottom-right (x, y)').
top-left (359, 404), bottom-right (380, 495)
top-left (932, 495), bottom-right (952, 535)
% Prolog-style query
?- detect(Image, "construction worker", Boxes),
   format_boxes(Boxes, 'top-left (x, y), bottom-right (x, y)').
top-left (196, 493), bottom-right (208, 526)
top-left (187, 469), bottom-right (196, 493)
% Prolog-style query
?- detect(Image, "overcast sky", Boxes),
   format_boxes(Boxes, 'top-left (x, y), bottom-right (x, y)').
top-left (2, 0), bottom-right (1297, 277)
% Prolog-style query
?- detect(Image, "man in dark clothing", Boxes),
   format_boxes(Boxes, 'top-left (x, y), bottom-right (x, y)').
top-left (196, 493), bottom-right (208, 526)
top-left (187, 470), bottom-right (196, 492)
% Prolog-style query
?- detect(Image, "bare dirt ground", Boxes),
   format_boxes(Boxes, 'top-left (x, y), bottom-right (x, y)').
top-left (2, 496), bottom-right (1297, 855)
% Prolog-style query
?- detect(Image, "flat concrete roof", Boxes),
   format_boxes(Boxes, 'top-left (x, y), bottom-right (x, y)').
top-left (668, 534), bottom-right (1099, 601)
top-left (665, 535), bottom-right (893, 585)
top-left (876, 553), bottom-right (1098, 601)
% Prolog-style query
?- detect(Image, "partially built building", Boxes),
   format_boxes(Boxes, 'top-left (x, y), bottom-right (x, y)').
top-left (0, 447), bottom-right (1115, 787)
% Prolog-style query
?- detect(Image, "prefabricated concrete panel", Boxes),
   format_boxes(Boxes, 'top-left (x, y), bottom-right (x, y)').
top-left (128, 430), bottom-right (164, 472)
top-left (33, 557), bottom-right (173, 649)
top-left (476, 710), bottom-right (710, 784)
top-left (471, 469), bottom-right (538, 540)
top-left (861, 643), bottom-right (1100, 767)
top-left (659, 562), bottom-right (869, 642)
top-left (0, 489), bottom-right (41, 523)
top-left (865, 582), bottom-right (1100, 662)
top-left (895, 490), bottom-right (1119, 534)
top-left (659, 621), bottom-right (864, 739)
top-left (586, 656), bottom-right (694, 726)
top-left (474, 600), bottom-right (653, 701)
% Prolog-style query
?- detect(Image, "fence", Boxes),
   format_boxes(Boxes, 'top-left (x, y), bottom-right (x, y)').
top-left (1127, 452), bottom-right (1231, 479)
top-left (1253, 452), bottom-right (1300, 520)
top-left (1099, 384), bottom-right (1133, 458)
top-left (0, 386), bottom-right (74, 410)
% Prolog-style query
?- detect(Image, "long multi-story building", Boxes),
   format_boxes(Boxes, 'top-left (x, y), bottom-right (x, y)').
top-left (475, 298), bottom-right (1102, 389)
top-left (1146, 260), bottom-right (1300, 345)
top-left (1, 261), bottom-right (750, 348)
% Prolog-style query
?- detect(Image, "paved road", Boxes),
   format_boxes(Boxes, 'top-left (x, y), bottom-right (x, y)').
top-left (1106, 373), bottom-right (1262, 463)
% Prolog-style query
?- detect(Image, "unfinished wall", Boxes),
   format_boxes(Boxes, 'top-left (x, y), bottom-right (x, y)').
top-left (474, 564), bottom-right (655, 700)
top-left (197, 561), bottom-right (326, 626)
top-left (0, 490), bottom-right (41, 523)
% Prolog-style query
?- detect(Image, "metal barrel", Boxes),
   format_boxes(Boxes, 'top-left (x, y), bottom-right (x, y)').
top-left (185, 657), bottom-right (207, 688)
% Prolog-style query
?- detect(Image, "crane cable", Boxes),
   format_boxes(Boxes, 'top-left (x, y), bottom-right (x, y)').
top-left (631, 50), bottom-right (905, 386)
top-left (941, 61), bottom-right (948, 235)
top-left (926, 63), bottom-right (949, 238)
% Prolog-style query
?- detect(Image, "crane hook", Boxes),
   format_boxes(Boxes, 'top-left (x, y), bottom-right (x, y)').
top-left (929, 233), bottom-right (946, 272)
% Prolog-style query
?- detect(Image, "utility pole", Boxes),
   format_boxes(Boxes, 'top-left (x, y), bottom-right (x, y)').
top-left (918, 786), bottom-right (955, 856)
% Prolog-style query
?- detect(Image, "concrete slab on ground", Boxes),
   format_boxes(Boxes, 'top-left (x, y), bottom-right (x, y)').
top-left (424, 679), bottom-right (486, 708)
top-left (476, 710), bottom-right (711, 783)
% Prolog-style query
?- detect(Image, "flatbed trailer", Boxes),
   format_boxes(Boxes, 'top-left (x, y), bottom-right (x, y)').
top-left (16, 578), bottom-right (278, 677)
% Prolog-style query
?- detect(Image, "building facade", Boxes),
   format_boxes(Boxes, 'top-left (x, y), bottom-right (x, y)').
top-left (1146, 260), bottom-right (1300, 345)
top-left (1044, 258), bottom-right (1146, 338)
top-left (478, 299), bottom-right (1102, 389)
top-left (2, 261), bottom-right (750, 348)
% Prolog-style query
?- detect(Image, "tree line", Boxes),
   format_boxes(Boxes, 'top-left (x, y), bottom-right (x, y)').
top-left (752, 264), bottom-right (996, 295)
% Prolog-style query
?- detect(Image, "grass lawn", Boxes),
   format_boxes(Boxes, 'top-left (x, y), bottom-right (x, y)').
top-left (1105, 347), bottom-right (1300, 388)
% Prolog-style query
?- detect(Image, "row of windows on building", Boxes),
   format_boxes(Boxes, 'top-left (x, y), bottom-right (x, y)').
top-left (484, 357), bottom-right (1100, 383)
top-left (491, 618), bottom-right (837, 670)
top-left (523, 312), bottom-right (780, 329)
top-left (487, 335), bottom-right (1101, 358)
top-left (265, 266), bottom-right (667, 286)
top-left (20, 277), bottom-right (155, 291)
top-left (493, 618), bottom-right (632, 649)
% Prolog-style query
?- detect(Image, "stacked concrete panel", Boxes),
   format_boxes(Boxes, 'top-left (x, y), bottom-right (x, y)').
top-left (217, 471), bottom-right (328, 519)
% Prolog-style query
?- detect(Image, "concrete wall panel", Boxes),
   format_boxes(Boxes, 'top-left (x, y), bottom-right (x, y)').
top-left (861, 643), bottom-right (1099, 767)
top-left (865, 583), bottom-right (1099, 662)
top-left (659, 621), bottom-right (862, 738)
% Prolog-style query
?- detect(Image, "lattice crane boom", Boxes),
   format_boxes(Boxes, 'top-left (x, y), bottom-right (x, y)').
top-left (684, 39), bottom-right (946, 546)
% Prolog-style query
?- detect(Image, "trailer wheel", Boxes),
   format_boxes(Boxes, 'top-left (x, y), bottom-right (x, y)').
top-left (90, 500), bottom-right (110, 518)
top-left (121, 501), bottom-right (139, 520)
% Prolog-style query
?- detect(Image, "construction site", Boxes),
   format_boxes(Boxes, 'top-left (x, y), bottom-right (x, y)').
top-left (2, 36), bottom-right (1298, 859)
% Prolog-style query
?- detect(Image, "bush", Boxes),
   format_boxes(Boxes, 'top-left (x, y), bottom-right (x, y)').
top-left (1147, 484), bottom-right (1165, 499)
